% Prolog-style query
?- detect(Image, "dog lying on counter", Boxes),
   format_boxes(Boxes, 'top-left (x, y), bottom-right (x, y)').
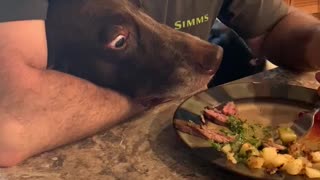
top-left (45, 0), bottom-right (223, 107)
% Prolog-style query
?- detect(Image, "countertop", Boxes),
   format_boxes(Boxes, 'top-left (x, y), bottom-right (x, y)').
top-left (0, 68), bottom-right (319, 180)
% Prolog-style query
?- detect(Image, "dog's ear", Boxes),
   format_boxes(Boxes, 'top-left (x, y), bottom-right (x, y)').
top-left (129, 0), bottom-right (141, 8)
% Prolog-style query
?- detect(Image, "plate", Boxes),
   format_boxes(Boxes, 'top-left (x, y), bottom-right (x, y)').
top-left (173, 81), bottom-right (320, 180)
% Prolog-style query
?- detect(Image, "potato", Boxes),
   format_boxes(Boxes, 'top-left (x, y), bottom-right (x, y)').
top-left (262, 147), bottom-right (278, 165)
top-left (298, 157), bottom-right (312, 168)
top-left (222, 144), bottom-right (232, 154)
top-left (278, 127), bottom-right (297, 144)
top-left (221, 144), bottom-right (237, 164)
top-left (306, 167), bottom-right (320, 178)
top-left (311, 151), bottom-right (320, 163)
top-left (247, 156), bottom-right (264, 169)
top-left (272, 154), bottom-right (289, 168)
top-left (239, 143), bottom-right (251, 155)
top-left (239, 143), bottom-right (260, 157)
top-left (283, 159), bottom-right (303, 175)
top-left (313, 163), bottom-right (320, 170)
top-left (283, 154), bottom-right (295, 162)
top-left (227, 152), bottom-right (237, 164)
top-left (279, 154), bottom-right (295, 171)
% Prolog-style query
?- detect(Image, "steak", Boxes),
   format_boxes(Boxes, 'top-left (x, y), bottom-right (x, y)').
top-left (263, 138), bottom-right (286, 151)
top-left (221, 101), bottom-right (237, 116)
top-left (203, 101), bottom-right (237, 125)
top-left (174, 119), bottom-right (235, 143)
top-left (203, 108), bottom-right (228, 125)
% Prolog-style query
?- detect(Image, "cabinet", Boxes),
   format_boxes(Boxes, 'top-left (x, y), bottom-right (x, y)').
top-left (284, 0), bottom-right (320, 14)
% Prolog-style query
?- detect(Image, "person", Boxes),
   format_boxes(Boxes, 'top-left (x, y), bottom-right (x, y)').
top-left (208, 19), bottom-right (268, 86)
top-left (0, 0), bottom-right (320, 167)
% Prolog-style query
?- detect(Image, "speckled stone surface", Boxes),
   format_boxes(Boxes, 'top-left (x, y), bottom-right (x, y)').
top-left (0, 68), bottom-right (319, 180)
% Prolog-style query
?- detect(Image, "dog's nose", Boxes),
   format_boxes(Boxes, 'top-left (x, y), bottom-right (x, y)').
top-left (196, 44), bottom-right (223, 75)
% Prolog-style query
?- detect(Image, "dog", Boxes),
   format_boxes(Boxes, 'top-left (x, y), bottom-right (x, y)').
top-left (45, 0), bottom-right (223, 107)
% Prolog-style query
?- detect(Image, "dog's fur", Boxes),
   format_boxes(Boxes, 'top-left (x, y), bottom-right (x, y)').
top-left (46, 0), bottom-right (223, 106)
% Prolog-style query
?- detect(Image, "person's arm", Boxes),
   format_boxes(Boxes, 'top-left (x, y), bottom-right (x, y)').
top-left (218, 0), bottom-right (320, 71)
top-left (247, 7), bottom-right (320, 71)
top-left (0, 20), bottom-right (145, 167)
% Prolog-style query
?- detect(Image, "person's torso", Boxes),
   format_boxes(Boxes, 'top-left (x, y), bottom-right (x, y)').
top-left (138, 0), bottom-right (266, 86)
top-left (139, 0), bottom-right (224, 40)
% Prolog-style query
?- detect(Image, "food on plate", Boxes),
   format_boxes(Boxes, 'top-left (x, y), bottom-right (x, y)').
top-left (311, 152), bottom-right (320, 163)
top-left (306, 167), bottom-right (320, 178)
top-left (174, 119), bottom-right (234, 143)
top-left (278, 127), bottom-right (297, 145)
top-left (174, 101), bottom-right (320, 178)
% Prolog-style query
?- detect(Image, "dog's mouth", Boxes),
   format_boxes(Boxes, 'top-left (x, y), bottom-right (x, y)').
top-left (136, 83), bottom-right (209, 108)
top-left (136, 62), bottom-right (219, 108)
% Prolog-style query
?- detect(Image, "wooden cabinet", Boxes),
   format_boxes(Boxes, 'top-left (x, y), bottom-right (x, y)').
top-left (292, 0), bottom-right (319, 14)
top-left (284, 0), bottom-right (320, 14)
top-left (283, 0), bottom-right (292, 5)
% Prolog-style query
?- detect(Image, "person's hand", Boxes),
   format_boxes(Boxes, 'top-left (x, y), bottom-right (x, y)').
top-left (316, 72), bottom-right (320, 96)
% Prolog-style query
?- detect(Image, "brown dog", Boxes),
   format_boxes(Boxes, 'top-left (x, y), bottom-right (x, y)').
top-left (45, 0), bottom-right (223, 107)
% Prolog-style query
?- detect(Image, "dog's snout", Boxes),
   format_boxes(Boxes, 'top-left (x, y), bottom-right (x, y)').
top-left (194, 43), bottom-right (223, 75)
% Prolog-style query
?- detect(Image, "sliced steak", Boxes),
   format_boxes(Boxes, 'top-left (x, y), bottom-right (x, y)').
top-left (222, 101), bottom-right (237, 116)
top-left (174, 119), bottom-right (235, 143)
top-left (203, 109), bottom-right (228, 125)
top-left (263, 138), bottom-right (286, 151)
top-left (202, 101), bottom-right (237, 125)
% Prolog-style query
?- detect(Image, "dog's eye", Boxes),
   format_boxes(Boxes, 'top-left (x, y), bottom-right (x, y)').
top-left (107, 34), bottom-right (127, 50)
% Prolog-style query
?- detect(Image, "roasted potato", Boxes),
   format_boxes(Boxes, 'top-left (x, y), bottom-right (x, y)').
top-left (282, 159), bottom-right (303, 175)
top-left (278, 127), bottom-right (297, 144)
top-left (227, 152), bottom-right (237, 164)
top-left (240, 143), bottom-right (260, 157)
top-left (306, 167), bottom-right (320, 178)
top-left (272, 154), bottom-right (289, 168)
top-left (247, 156), bottom-right (264, 169)
top-left (262, 147), bottom-right (278, 166)
top-left (222, 144), bottom-right (232, 154)
top-left (311, 151), bottom-right (320, 163)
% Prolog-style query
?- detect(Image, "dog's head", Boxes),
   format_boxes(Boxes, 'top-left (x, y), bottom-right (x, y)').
top-left (46, 0), bottom-right (223, 106)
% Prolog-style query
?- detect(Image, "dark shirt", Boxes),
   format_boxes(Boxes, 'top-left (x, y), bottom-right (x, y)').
top-left (0, 0), bottom-right (289, 40)
top-left (0, 0), bottom-right (290, 85)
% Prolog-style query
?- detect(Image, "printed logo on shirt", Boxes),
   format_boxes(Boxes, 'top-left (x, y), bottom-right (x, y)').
top-left (174, 14), bottom-right (209, 30)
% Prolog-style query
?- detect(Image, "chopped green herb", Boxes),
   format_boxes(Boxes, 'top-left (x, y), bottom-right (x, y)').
top-left (249, 125), bottom-right (256, 134)
top-left (211, 142), bottom-right (222, 151)
top-left (263, 126), bottom-right (273, 138)
top-left (224, 116), bottom-right (274, 155)
top-left (220, 129), bottom-right (228, 135)
top-left (227, 116), bottom-right (244, 134)
top-left (220, 128), bottom-right (235, 136)
top-left (230, 136), bottom-right (244, 153)
top-left (235, 153), bottom-right (249, 164)
top-left (248, 138), bottom-right (262, 148)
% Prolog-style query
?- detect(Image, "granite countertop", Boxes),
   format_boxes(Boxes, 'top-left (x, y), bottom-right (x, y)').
top-left (0, 68), bottom-right (319, 180)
